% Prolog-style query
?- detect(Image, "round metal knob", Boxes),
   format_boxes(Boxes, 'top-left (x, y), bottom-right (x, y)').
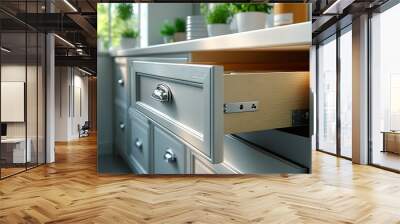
top-left (163, 148), bottom-right (176, 163)
top-left (135, 138), bottom-right (143, 149)
top-left (118, 79), bottom-right (124, 86)
top-left (151, 83), bottom-right (171, 103)
top-left (119, 123), bottom-right (125, 129)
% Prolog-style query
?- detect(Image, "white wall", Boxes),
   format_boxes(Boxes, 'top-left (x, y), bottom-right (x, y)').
top-left (1, 63), bottom-right (46, 164)
top-left (55, 66), bottom-right (69, 141)
top-left (1, 65), bottom-right (33, 138)
top-left (71, 72), bottom-right (89, 138)
top-left (55, 66), bottom-right (89, 141)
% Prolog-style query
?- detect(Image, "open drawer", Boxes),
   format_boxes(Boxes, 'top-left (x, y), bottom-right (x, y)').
top-left (130, 61), bottom-right (309, 164)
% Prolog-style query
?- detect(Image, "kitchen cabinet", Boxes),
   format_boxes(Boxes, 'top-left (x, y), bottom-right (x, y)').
top-left (114, 57), bottom-right (130, 104)
top-left (128, 109), bottom-right (151, 174)
top-left (114, 102), bottom-right (128, 158)
top-left (103, 22), bottom-right (312, 174)
top-left (154, 126), bottom-right (187, 174)
top-left (192, 156), bottom-right (216, 174)
top-left (131, 61), bottom-right (309, 164)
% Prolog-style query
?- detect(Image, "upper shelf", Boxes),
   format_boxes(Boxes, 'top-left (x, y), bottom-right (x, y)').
top-left (110, 22), bottom-right (311, 57)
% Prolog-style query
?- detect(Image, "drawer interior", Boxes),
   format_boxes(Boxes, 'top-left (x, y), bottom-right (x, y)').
top-left (190, 50), bottom-right (309, 72)
top-left (190, 50), bottom-right (310, 134)
top-left (223, 71), bottom-right (309, 134)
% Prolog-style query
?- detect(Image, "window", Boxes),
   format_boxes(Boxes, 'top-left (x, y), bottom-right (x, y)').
top-left (97, 3), bottom-right (140, 51)
top-left (0, 1), bottom-right (46, 179)
top-left (370, 2), bottom-right (400, 171)
top-left (317, 36), bottom-right (337, 155)
top-left (339, 27), bottom-right (352, 158)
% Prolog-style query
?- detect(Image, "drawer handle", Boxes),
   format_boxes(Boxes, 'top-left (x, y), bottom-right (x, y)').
top-left (151, 84), bottom-right (171, 103)
top-left (163, 148), bottom-right (176, 163)
top-left (119, 123), bottom-right (125, 130)
top-left (135, 138), bottom-right (143, 149)
top-left (118, 79), bottom-right (124, 86)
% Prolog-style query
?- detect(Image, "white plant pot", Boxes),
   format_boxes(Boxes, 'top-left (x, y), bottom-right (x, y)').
top-left (235, 12), bottom-right (268, 32)
top-left (163, 35), bottom-right (174, 43)
top-left (174, 32), bottom-right (186, 42)
top-left (266, 12), bottom-right (274, 28)
top-left (207, 24), bottom-right (231, 37)
top-left (120, 37), bottom-right (137, 49)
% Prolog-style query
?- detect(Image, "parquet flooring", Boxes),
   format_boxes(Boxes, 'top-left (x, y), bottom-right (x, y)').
top-left (1, 134), bottom-right (400, 223)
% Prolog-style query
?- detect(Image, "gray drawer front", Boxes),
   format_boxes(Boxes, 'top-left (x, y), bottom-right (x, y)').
top-left (131, 61), bottom-right (224, 164)
top-left (137, 76), bottom-right (204, 133)
top-left (154, 126), bottom-right (186, 174)
top-left (129, 110), bottom-right (151, 173)
top-left (114, 58), bottom-right (129, 103)
top-left (114, 103), bottom-right (128, 156)
top-left (193, 157), bottom-right (215, 174)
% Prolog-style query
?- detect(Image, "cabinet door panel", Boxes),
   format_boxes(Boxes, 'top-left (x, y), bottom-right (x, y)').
top-left (114, 58), bottom-right (129, 103)
top-left (114, 103), bottom-right (128, 156)
top-left (129, 110), bottom-right (151, 173)
top-left (154, 126), bottom-right (186, 174)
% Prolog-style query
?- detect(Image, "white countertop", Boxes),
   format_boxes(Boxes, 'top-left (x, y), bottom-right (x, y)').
top-left (110, 22), bottom-right (311, 57)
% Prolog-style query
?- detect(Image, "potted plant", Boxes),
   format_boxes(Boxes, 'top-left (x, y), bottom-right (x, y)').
top-left (120, 28), bottom-right (139, 49)
top-left (202, 3), bottom-right (231, 37)
top-left (116, 3), bottom-right (133, 21)
top-left (229, 3), bottom-right (273, 32)
top-left (160, 21), bottom-right (176, 43)
top-left (116, 3), bottom-right (139, 49)
top-left (174, 18), bottom-right (186, 42)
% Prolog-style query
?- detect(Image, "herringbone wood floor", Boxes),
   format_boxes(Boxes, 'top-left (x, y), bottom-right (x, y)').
top-left (1, 135), bottom-right (400, 224)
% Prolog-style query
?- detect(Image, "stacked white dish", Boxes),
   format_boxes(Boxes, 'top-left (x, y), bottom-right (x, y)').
top-left (186, 15), bottom-right (208, 40)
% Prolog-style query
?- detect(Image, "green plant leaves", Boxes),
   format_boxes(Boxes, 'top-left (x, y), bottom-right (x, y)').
top-left (201, 3), bottom-right (273, 25)
top-left (160, 21), bottom-right (176, 36)
top-left (175, 18), bottom-right (186, 33)
top-left (206, 4), bottom-right (231, 24)
top-left (117, 3), bottom-right (133, 21)
top-left (121, 29), bottom-right (139, 38)
top-left (229, 3), bottom-right (273, 14)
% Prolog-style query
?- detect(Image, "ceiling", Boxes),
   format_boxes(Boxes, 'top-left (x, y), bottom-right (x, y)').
top-left (0, 0), bottom-right (98, 74)
top-left (311, 0), bottom-right (390, 43)
top-left (4, 0), bottom-right (391, 74)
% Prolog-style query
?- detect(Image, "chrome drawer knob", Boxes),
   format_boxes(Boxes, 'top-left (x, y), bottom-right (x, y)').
top-left (135, 138), bottom-right (143, 149)
top-left (118, 79), bottom-right (124, 86)
top-left (151, 83), bottom-right (171, 103)
top-left (119, 123), bottom-right (125, 129)
top-left (163, 148), bottom-right (176, 163)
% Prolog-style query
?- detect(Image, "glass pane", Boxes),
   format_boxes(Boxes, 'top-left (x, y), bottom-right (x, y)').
top-left (25, 0), bottom-right (42, 170)
top-left (1, 30), bottom-right (27, 177)
top-left (318, 37), bottom-right (337, 154)
top-left (27, 31), bottom-right (38, 169)
top-left (97, 3), bottom-right (111, 52)
top-left (38, 32), bottom-right (45, 165)
top-left (340, 28), bottom-right (352, 158)
top-left (371, 4), bottom-right (400, 171)
top-left (98, 3), bottom-right (140, 51)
